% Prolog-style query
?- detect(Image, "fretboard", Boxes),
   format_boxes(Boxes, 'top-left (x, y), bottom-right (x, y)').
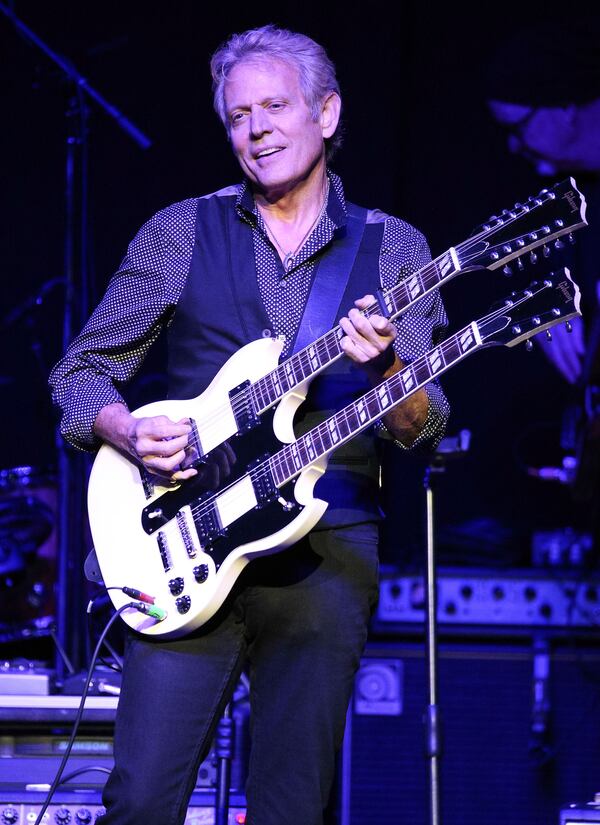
top-left (248, 247), bottom-right (460, 413)
top-left (266, 320), bottom-right (482, 486)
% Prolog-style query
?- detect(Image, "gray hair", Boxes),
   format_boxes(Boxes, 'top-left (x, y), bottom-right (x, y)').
top-left (210, 24), bottom-right (343, 159)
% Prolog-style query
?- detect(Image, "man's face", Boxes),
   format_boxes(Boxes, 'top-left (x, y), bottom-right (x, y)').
top-left (488, 99), bottom-right (600, 175)
top-left (223, 58), bottom-right (337, 198)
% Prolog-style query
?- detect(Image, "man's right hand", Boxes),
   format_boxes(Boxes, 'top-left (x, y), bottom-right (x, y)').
top-left (93, 404), bottom-right (207, 483)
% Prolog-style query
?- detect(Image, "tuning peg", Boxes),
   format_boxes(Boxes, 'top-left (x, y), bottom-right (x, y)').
top-left (530, 251), bottom-right (538, 264)
top-left (554, 238), bottom-right (564, 250)
top-left (503, 265), bottom-right (512, 276)
top-left (568, 233), bottom-right (575, 244)
top-left (516, 257), bottom-right (524, 271)
top-left (545, 330), bottom-right (552, 341)
top-left (512, 324), bottom-right (522, 334)
top-left (542, 244), bottom-right (551, 258)
top-left (566, 321), bottom-right (573, 333)
top-left (525, 340), bottom-right (533, 351)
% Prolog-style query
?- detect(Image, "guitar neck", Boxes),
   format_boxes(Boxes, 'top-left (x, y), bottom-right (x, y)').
top-left (266, 320), bottom-right (481, 487)
top-left (249, 177), bottom-right (587, 414)
top-left (250, 247), bottom-right (461, 413)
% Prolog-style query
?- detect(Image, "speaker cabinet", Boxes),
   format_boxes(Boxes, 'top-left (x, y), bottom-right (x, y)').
top-left (340, 639), bottom-right (600, 825)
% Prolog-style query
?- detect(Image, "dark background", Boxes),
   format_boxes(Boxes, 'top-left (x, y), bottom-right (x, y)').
top-left (1, 0), bottom-right (596, 574)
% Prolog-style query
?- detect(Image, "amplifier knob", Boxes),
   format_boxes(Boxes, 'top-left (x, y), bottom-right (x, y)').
top-left (1, 807), bottom-right (19, 824)
top-left (55, 807), bottom-right (72, 823)
top-left (75, 809), bottom-right (93, 824)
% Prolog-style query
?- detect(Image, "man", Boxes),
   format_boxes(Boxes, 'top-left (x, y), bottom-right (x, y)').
top-left (50, 25), bottom-right (449, 825)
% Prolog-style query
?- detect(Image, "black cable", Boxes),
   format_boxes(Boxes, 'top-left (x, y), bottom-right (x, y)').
top-left (33, 603), bottom-right (136, 825)
top-left (58, 766), bottom-right (112, 785)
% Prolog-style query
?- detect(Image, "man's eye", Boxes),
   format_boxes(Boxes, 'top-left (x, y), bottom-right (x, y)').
top-left (269, 103), bottom-right (285, 111)
top-left (231, 112), bottom-right (246, 124)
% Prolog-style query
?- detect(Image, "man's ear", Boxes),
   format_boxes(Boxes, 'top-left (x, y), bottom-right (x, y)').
top-left (320, 92), bottom-right (342, 138)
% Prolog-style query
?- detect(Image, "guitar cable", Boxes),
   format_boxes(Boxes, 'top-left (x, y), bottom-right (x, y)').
top-left (32, 602), bottom-right (142, 825)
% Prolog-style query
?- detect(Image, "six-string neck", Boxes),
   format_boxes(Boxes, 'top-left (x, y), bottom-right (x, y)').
top-left (266, 319), bottom-right (481, 488)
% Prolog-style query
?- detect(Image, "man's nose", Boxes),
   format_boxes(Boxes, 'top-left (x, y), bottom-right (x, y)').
top-left (249, 105), bottom-right (272, 138)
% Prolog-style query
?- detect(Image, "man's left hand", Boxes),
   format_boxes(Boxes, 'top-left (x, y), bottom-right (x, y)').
top-left (339, 294), bottom-right (398, 377)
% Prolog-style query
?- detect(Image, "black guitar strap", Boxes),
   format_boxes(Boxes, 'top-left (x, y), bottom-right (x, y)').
top-left (291, 204), bottom-right (367, 355)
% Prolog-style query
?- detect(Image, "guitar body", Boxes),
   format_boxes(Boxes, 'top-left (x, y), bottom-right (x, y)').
top-left (88, 334), bottom-right (325, 638)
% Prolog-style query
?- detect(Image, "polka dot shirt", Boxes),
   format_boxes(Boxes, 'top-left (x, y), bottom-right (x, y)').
top-left (49, 172), bottom-right (450, 451)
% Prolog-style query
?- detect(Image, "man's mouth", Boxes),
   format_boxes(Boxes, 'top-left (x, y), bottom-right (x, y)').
top-left (255, 147), bottom-right (284, 159)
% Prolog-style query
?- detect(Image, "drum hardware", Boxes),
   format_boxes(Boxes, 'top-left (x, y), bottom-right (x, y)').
top-left (0, 467), bottom-right (57, 636)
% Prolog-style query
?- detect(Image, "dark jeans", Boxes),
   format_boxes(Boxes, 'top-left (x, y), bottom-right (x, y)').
top-left (98, 522), bottom-right (379, 825)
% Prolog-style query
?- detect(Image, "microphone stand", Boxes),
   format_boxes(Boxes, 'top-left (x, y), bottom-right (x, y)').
top-left (0, 3), bottom-right (152, 679)
top-left (423, 429), bottom-right (470, 825)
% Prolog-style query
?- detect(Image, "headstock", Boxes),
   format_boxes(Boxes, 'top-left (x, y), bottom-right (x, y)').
top-left (456, 178), bottom-right (587, 274)
top-left (477, 268), bottom-right (581, 348)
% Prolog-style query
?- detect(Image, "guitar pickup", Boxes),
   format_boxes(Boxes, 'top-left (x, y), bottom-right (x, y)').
top-left (192, 498), bottom-right (223, 546)
top-left (249, 455), bottom-right (278, 508)
top-left (230, 380), bottom-right (260, 434)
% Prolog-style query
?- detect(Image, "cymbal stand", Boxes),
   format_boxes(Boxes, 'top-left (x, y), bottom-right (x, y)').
top-left (423, 429), bottom-right (470, 825)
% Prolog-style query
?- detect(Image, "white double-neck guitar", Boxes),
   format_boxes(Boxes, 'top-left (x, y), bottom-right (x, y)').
top-left (89, 269), bottom-right (581, 637)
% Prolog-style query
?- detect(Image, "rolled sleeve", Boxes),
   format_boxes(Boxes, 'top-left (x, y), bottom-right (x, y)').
top-left (48, 200), bottom-right (197, 450)
top-left (376, 217), bottom-right (451, 451)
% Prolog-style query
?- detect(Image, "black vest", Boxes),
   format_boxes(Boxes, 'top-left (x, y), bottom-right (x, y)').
top-left (167, 188), bottom-right (387, 527)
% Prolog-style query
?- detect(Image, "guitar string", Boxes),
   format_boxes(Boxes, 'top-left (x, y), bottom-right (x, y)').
top-left (157, 282), bottom-right (569, 576)
top-left (161, 195), bottom-right (565, 474)
top-left (153, 327), bottom-right (467, 563)
top-left (186, 200), bottom-right (551, 439)
top-left (187, 276), bottom-right (560, 523)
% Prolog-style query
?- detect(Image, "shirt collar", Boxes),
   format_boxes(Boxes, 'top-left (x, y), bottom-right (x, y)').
top-left (235, 170), bottom-right (348, 231)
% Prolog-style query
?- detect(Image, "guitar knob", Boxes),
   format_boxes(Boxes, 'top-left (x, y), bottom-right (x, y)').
top-left (176, 595), bottom-right (191, 614)
top-left (56, 807), bottom-right (72, 823)
top-left (75, 809), bottom-right (93, 824)
top-left (193, 564), bottom-right (209, 583)
top-left (1, 807), bottom-right (19, 824)
top-left (168, 577), bottom-right (184, 596)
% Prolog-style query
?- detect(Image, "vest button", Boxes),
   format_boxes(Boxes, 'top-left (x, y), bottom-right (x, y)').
top-left (261, 329), bottom-right (272, 338)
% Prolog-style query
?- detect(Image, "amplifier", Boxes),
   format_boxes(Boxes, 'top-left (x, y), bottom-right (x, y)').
top-left (0, 691), bottom-right (250, 796)
top-left (560, 801), bottom-right (600, 824)
top-left (0, 791), bottom-right (247, 824)
top-left (339, 639), bottom-right (600, 825)
top-left (375, 568), bottom-right (600, 631)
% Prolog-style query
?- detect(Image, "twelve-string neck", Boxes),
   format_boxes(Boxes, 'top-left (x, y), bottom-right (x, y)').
top-left (249, 248), bottom-right (459, 414)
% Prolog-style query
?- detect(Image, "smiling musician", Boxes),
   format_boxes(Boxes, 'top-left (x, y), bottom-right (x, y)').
top-left (49, 25), bottom-right (449, 825)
